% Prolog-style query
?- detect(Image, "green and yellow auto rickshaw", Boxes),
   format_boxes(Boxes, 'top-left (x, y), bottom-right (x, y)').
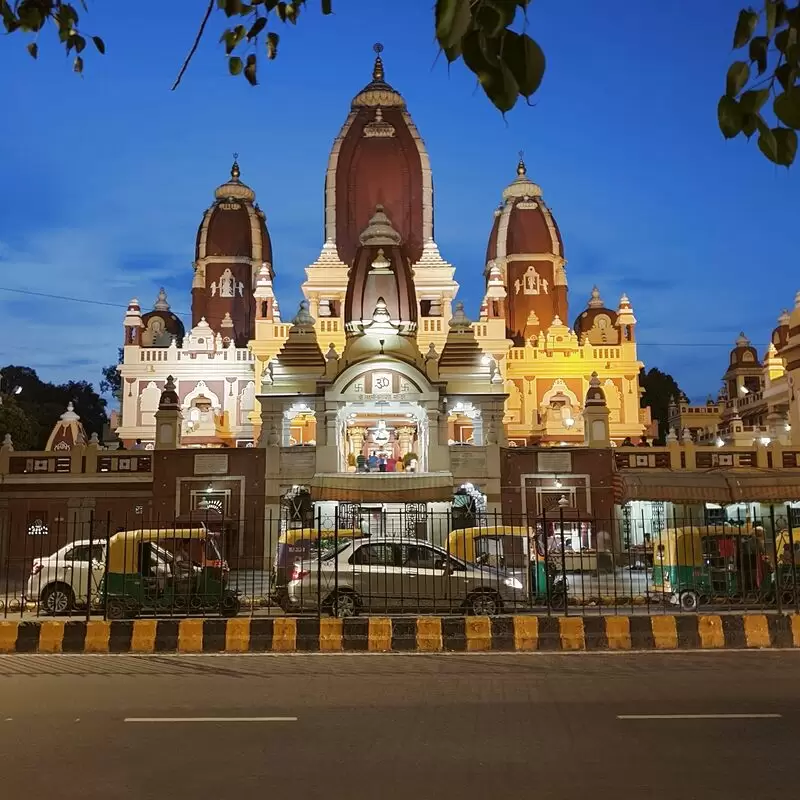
top-left (650, 524), bottom-right (768, 611)
top-left (102, 526), bottom-right (240, 619)
top-left (446, 525), bottom-right (567, 608)
top-left (271, 527), bottom-right (363, 610)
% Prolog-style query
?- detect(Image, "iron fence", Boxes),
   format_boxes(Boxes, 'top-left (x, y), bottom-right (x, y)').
top-left (1, 502), bottom-right (800, 619)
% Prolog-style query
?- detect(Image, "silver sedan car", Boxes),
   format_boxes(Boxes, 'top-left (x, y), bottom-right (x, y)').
top-left (284, 536), bottom-right (527, 617)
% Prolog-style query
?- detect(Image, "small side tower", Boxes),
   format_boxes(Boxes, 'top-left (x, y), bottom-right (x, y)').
top-left (154, 376), bottom-right (182, 449)
top-left (583, 372), bottom-right (611, 448)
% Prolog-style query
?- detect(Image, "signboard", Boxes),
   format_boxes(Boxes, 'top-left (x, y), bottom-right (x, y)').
top-left (537, 451), bottom-right (572, 474)
top-left (193, 453), bottom-right (229, 476)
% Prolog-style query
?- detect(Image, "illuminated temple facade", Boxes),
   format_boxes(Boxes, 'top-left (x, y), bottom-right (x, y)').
top-left (115, 47), bottom-right (650, 513)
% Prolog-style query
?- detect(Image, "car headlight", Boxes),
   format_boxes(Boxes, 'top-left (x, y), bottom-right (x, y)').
top-left (503, 577), bottom-right (524, 590)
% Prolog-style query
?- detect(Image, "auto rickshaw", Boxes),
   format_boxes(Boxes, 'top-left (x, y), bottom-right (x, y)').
top-left (271, 527), bottom-right (362, 610)
top-left (102, 526), bottom-right (240, 619)
top-left (650, 524), bottom-right (768, 611)
top-left (446, 525), bottom-right (567, 608)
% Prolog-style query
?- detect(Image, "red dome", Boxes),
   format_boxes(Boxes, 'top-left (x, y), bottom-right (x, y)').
top-left (485, 158), bottom-right (567, 341)
top-left (192, 159), bottom-right (272, 346)
top-left (324, 46), bottom-right (432, 267)
top-left (344, 205), bottom-right (417, 332)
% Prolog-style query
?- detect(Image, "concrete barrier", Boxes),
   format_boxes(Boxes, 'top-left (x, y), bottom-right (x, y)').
top-left (0, 613), bottom-right (798, 654)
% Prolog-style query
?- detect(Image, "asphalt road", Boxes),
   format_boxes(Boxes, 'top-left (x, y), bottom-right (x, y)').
top-left (1, 651), bottom-right (798, 799)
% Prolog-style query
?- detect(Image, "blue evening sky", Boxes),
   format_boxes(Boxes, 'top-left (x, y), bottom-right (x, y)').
top-left (0, 0), bottom-right (796, 403)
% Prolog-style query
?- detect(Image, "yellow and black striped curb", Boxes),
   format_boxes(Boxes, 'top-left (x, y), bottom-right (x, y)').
top-left (1, 614), bottom-right (799, 654)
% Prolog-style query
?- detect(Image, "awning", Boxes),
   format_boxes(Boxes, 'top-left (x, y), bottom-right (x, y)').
top-left (309, 472), bottom-right (455, 503)
top-left (614, 469), bottom-right (800, 505)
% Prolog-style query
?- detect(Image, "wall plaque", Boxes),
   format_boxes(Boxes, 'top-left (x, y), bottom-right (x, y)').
top-left (537, 451), bottom-right (572, 474)
top-left (193, 453), bottom-right (229, 476)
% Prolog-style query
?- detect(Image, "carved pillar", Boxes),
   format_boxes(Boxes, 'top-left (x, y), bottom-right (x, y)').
top-left (396, 426), bottom-right (414, 458)
top-left (348, 426), bottom-right (367, 459)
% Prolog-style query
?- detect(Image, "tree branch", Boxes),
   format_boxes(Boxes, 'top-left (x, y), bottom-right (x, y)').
top-left (171, 0), bottom-right (215, 91)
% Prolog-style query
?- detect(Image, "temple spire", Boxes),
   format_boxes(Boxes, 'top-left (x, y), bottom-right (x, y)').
top-left (231, 152), bottom-right (240, 181)
top-left (517, 149), bottom-right (526, 176)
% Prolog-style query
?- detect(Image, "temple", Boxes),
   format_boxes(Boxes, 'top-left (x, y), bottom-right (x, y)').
top-left (112, 45), bottom-right (651, 518)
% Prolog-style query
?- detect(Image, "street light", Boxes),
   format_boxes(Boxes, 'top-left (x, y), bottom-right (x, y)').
top-left (0, 378), bottom-right (22, 406)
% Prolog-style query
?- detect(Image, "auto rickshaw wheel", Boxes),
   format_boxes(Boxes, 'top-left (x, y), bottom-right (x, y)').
top-left (678, 590), bottom-right (699, 611)
top-left (221, 594), bottom-right (241, 617)
top-left (106, 598), bottom-right (128, 620)
top-left (549, 590), bottom-right (567, 610)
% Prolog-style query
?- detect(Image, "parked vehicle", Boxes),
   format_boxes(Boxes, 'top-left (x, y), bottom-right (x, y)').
top-left (26, 539), bottom-right (172, 615)
top-left (650, 524), bottom-right (769, 611)
top-left (102, 526), bottom-right (240, 619)
top-left (271, 527), bottom-right (362, 610)
top-left (447, 525), bottom-right (567, 608)
top-left (284, 535), bottom-right (526, 617)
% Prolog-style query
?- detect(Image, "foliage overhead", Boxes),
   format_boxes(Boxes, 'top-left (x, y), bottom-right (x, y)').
top-left (0, 365), bottom-right (108, 449)
top-left (639, 367), bottom-right (684, 445)
top-left (99, 348), bottom-right (123, 399)
top-left (0, 399), bottom-right (36, 450)
top-left (2, 0), bottom-right (544, 114)
top-left (719, 1), bottom-right (800, 166)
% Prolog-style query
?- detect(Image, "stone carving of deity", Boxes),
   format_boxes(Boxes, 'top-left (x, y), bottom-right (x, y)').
top-left (219, 269), bottom-right (235, 298)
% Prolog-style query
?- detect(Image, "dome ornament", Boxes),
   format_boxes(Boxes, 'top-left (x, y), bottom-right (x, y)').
top-left (231, 153), bottom-right (240, 181)
top-left (372, 42), bottom-right (385, 82)
top-left (517, 150), bottom-right (526, 176)
top-left (588, 286), bottom-right (604, 309)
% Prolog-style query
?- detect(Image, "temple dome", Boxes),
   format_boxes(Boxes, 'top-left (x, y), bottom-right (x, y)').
top-left (573, 286), bottom-right (618, 341)
top-left (324, 45), bottom-right (432, 266)
top-left (195, 158), bottom-right (272, 264)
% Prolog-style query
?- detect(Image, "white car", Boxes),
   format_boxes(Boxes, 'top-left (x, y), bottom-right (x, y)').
top-left (26, 539), bottom-right (173, 614)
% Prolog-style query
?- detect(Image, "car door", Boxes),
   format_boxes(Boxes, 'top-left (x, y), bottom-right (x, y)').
top-left (399, 543), bottom-right (451, 612)
top-left (347, 542), bottom-right (404, 612)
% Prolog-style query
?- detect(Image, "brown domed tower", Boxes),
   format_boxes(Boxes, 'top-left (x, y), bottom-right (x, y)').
top-left (325, 44), bottom-right (432, 267)
top-left (485, 155), bottom-right (566, 344)
top-left (192, 158), bottom-right (273, 347)
top-left (341, 205), bottom-right (420, 367)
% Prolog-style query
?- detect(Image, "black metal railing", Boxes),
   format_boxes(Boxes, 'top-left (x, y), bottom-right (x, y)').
top-left (2, 502), bottom-right (800, 619)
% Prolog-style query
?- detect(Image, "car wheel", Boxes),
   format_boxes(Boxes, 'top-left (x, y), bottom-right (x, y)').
top-left (468, 592), bottom-right (500, 616)
top-left (41, 584), bottom-right (75, 615)
top-left (679, 590), bottom-right (699, 611)
top-left (328, 591), bottom-right (358, 618)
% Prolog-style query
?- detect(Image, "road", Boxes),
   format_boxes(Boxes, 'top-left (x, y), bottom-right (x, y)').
top-left (0, 651), bottom-right (797, 799)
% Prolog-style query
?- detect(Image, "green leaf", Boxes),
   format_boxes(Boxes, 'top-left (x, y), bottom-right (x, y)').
top-left (247, 16), bottom-right (267, 39)
top-left (73, 55), bottom-right (84, 74)
top-left (502, 30), bottom-right (545, 98)
top-left (92, 35), bottom-right (105, 54)
top-left (740, 88), bottom-right (770, 113)
top-left (742, 112), bottom-right (759, 137)
top-left (774, 88), bottom-right (800, 128)
top-left (435, 0), bottom-right (473, 51)
top-left (321, 0), bottom-right (333, 14)
top-left (266, 31), bottom-right (279, 59)
top-left (480, 60), bottom-right (519, 113)
top-left (757, 125), bottom-right (778, 161)
top-left (443, 40), bottom-right (462, 63)
top-left (229, 55), bottom-right (243, 75)
top-left (718, 95), bottom-right (744, 138)
top-left (726, 61), bottom-right (750, 96)
top-left (766, 0), bottom-right (778, 36)
top-left (221, 0), bottom-right (244, 17)
top-left (26, 41), bottom-right (38, 59)
top-left (475, 0), bottom-right (516, 38)
top-left (774, 126), bottom-right (798, 165)
top-left (733, 8), bottom-right (759, 49)
top-left (775, 62), bottom-right (797, 91)
top-left (244, 54), bottom-right (258, 85)
top-left (748, 35), bottom-right (768, 75)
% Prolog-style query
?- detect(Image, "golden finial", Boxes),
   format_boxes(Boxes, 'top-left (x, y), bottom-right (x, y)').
top-left (231, 152), bottom-right (240, 181)
top-left (517, 150), bottom-right (527, 176)
top-left (372, 42), bottom-right (385, 82)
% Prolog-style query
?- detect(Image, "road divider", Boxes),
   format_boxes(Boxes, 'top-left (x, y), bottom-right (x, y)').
top-left (1, 613), bottom-right (799, 654)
